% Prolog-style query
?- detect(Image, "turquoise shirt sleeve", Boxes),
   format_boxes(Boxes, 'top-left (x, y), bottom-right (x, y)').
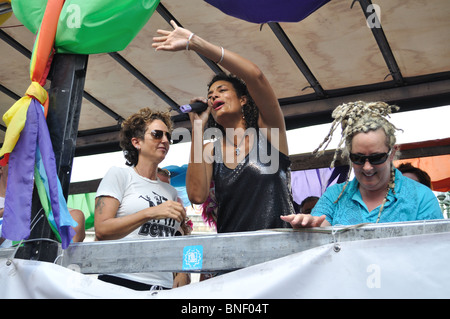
top-left (310, 169), bottom-right (444, 225)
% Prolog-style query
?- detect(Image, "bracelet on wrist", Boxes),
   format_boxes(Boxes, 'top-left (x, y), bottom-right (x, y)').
top-left (186, 33), bottom-right (195, 50)
top-left (217, 46), bottom-right (224, 64)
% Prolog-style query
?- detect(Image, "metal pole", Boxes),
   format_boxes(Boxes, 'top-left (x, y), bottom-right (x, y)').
top-left (47, 54), bottom-right (88, 198)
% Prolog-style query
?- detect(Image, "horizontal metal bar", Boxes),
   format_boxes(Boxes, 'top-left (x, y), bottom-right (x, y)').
top-left (51, 219), bottom-right (450, 274)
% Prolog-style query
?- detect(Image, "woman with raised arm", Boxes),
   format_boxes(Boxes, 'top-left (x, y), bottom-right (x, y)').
top-left (94, 108), bottom-right (187, 290)
top-left (153, 21), bottom-right (294, 233)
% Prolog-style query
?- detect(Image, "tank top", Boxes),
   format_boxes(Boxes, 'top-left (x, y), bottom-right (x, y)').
top-left (213, 129), bottom-right (294, 233)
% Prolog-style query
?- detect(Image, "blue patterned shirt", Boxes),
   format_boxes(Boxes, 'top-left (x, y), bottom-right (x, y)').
top-left (311, 168), bottom-right (443, 225)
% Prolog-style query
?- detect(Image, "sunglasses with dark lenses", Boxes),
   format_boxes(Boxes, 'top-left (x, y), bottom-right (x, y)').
top-left (149, 129), bottom-right (172, 144)
top-left (349, 151), bottom-right (391, 165)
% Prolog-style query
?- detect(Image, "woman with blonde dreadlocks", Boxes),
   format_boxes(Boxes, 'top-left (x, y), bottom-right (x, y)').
top-left (282, 101), bottom-right (442, 228)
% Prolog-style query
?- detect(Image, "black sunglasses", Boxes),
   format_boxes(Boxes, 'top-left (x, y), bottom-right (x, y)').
top-left (149, 129), bottom-right (172, 144)
top-left (349, 150), bottom-right (391, 165)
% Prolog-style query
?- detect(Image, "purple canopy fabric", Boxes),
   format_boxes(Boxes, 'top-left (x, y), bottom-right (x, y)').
top-left (204, 0), bottom-right (331, 23)
top-left (291, 166), bottom-right (349, 206)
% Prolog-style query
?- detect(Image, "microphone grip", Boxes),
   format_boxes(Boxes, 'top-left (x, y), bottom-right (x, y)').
top-left (180, 101), bottom-right (208, 113)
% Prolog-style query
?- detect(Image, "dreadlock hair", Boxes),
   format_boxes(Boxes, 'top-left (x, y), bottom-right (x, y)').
top-left (119, 108), bottom-right (173, 166)
top-left (206, 73), bottom-right (259, 135)
top-left (313, 101), bottom-right (402, 222)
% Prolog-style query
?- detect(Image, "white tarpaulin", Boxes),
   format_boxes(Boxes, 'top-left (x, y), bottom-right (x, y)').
top-left (1, 232), bottom-right (449, 299)
top-left (160, 232), bottom-right (450, 299)
top-left (0, 257), bottom-right (153, 299)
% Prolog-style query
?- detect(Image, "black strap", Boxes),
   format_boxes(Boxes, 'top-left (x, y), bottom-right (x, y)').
top-left (98, 274), bottom-right (169, 291)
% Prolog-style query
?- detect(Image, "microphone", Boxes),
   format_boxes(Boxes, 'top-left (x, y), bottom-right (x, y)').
top-left (180, 101), bottom-right (208, 113)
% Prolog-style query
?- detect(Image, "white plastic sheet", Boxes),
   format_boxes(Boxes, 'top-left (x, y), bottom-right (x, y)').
top-left (0, 257), bottom-right (154, 299)
top-left (160, 232), bottom-right (450, 299)
top-left (1, 232), bottom-right (449, 298)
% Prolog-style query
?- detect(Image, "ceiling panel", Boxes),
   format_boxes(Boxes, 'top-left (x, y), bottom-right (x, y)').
top-left (163, 0), bottom-right (312, 99)
top-left (377, 0), bottom-right (450, 77)
top-left (77, 97), bottom-right (118, 131)
top-left (83, 53), bottom-right (171, 119)
top-left (281, 0), bottom-right (390, 90)
top-left (0, 0), bottom-right (449, 156)
top-left (120, 10), bottom-right (214, 111)
top-left (0, 39), bottom-right (30, 96)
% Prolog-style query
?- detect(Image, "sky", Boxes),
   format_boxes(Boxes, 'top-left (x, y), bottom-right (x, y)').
top-left (70, 105), bottom-right (450, 183)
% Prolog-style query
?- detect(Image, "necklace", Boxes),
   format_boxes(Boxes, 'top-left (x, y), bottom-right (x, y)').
top-left (134, 166), bottom-right (142, 176)
top-left (227, 134), bottom-right (247, 156)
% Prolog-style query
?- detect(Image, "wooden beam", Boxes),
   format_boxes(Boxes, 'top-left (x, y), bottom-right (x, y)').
top-left (69, 178), bottom-right (101, 195)
top-left (290, 138), bottom-right (450, 171)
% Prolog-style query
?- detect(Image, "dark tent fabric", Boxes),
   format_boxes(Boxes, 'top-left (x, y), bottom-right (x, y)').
top-left (291, 165), bottom-right (349, 207)
top-left (205, 0), bottom-right (331, 24)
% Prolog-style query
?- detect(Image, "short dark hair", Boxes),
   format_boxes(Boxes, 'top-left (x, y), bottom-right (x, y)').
top-left (300, 196), bottom-right (320, 207)
top-left (299, 196), bottom-right (319, 214)
top-left (397, 163), bottom-right (432, 188)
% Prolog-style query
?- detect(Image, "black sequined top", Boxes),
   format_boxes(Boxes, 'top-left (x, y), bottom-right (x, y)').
top-left (212, 129), bottom-right (294, 233)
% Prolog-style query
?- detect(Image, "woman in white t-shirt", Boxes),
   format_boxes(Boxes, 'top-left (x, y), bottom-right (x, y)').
top-left (95, 108), bottom-right (186, 291)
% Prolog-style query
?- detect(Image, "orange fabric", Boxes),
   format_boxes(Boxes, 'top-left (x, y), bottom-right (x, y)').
top-left (31, 0), bottom-right (64, 86)
top-left (395, 154), bottom-right (450, 192)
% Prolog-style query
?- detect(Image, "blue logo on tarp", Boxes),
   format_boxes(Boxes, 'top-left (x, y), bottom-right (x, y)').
top-left (182, 245), bottom-right (203, 270)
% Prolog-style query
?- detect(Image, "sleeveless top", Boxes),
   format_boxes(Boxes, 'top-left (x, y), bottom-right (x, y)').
top-left (212, 129), bottom-right (294, 233)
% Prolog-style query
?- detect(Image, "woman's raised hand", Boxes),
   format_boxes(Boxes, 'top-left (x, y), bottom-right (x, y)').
top-left (152, 20), bottom-right (192, 52)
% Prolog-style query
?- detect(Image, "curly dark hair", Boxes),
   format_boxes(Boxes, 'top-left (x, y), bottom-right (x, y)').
top-left (119, 108), bottom-right (173, 166)
top-left (206, 73), bottom-right (259, 135)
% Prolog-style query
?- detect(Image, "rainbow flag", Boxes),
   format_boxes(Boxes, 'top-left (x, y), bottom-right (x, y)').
top-left (0, 0), bottom-right (76, 248)
top-left (2, 100), bottom-right (76, 248)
